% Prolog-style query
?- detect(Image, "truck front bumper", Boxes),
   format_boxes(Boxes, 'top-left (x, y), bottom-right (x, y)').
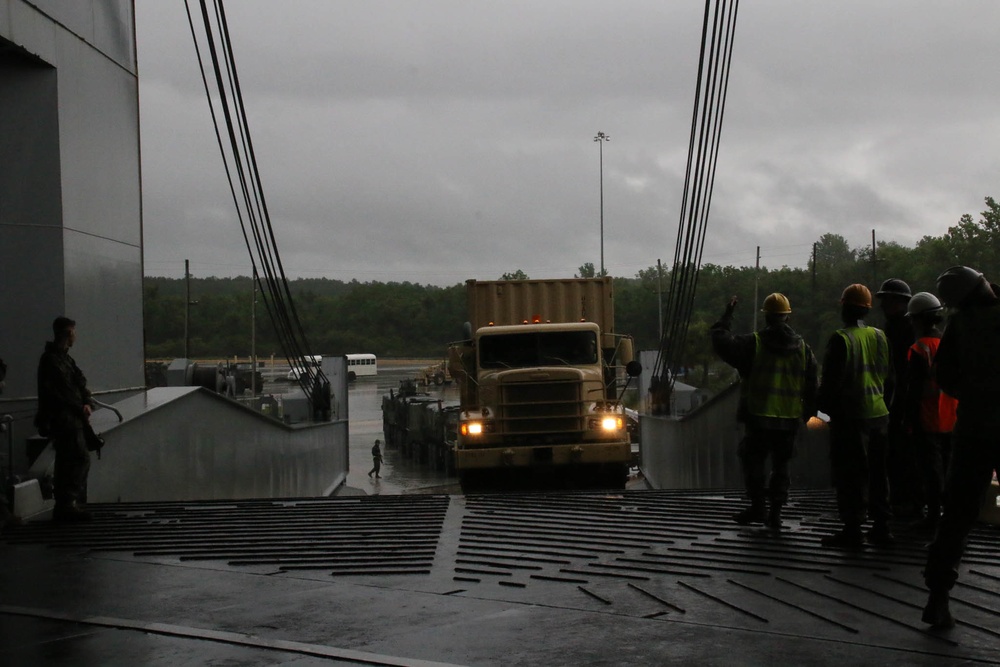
top-left (454, 441), bottom-right (630, 470)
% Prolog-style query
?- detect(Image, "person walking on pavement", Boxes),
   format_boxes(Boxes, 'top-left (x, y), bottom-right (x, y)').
top-left (923, 266), bottom-right (1000, 629)
top-left (368, 439), bottom-right (384, 479)
top-left (818, 284), bottom-right (893, 548)
top-left (35, 317), bottom-right (96, 522)
top-left (876, 279), bottom-right (918, 518)
top-left (710, 293), bottom-right (818, 531)
top-left (903, 292), bottom-right (957, 532)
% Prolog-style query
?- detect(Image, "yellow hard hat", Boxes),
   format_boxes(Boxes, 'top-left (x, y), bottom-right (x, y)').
top-left (840, 283), bottom-right (873, 308)
top-left (761, 293), bottom-right (791, 315)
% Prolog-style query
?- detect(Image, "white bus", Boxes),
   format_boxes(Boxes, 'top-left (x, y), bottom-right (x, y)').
top-left (346, 353), bottom-right (378, 381)
top-left (287, 355), bottom-right (323, 381)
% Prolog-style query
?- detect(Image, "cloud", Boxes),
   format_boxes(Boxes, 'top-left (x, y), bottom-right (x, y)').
top-left (137, 0), bottom-right (1000, 285)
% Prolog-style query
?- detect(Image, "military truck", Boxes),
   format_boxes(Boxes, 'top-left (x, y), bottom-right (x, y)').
top-left (447, 277), bottom-right (639, 487)
top-left (381, 379), bottom-right (459, 473)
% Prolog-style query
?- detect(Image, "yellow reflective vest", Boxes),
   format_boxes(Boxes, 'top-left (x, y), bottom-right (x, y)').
top-left (745, 333), bottom-right (808, 419)
top-left (835, 326), bottom-right (890, 419)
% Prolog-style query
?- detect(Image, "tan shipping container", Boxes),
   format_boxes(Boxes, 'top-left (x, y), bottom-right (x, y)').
top-left (465, 277), bottom-right (615, 333)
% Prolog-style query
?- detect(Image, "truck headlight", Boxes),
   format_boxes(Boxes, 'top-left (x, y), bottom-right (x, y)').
top-left (601, 416), bottom-right (623, 432)
top-left (589, 415), bottom-right (624, 432)
top-left (461, 422), bottom-right (482, 436)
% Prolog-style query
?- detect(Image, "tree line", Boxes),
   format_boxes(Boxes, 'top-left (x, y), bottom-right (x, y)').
top-left (146, 197), bottom-right (1000, 383)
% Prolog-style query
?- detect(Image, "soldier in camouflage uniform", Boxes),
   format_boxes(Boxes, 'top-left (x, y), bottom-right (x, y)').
top-left (36, 317), bottom-right (95, 522)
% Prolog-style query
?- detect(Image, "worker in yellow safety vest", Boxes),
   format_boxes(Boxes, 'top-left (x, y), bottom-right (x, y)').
top-left (817, 284), bottom-right (893, 549)
top-left (710, 293), bottom-right (818, 531)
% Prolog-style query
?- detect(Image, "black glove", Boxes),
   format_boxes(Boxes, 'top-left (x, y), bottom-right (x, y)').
top-left (723, 296), bottom-right (739, 318)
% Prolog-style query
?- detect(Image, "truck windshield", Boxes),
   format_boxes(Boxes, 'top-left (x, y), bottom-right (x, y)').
top-left (479, 330), bottom-right (598, 369)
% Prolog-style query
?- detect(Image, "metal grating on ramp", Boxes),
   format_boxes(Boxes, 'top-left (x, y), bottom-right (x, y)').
top-left (3, 495), bottom-right (450, 576)
top-left (453, 489), bottom-right (1000, 657)
top-left (5, 489), bottom-right (1000, 661)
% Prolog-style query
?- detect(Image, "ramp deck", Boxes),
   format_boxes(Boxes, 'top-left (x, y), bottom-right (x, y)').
top-left (2, 489), bottom-right (998, 665)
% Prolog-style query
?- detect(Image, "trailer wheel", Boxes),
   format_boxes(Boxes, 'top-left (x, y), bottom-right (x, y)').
top-left (433, 373), bottom-right (444, 386)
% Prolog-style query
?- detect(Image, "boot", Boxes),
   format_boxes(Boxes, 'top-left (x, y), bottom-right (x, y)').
top-left (53, 502), bottom-right (92, 523)
top-left (0, 504), bottom-right (23, 533)
top-left (908, 513), bottom-right (939, 532)
top-left (922, 590), bottom-right (955, 629)
top-left (866, 520), bottom-right (896, 546)
top-left (765, 505), bottom-right (782, 531)
top-left (821, 525), bottom-right (864, 549)
top-left (733, 504), bottom-right (767, 525)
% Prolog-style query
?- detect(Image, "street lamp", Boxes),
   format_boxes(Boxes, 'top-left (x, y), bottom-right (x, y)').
top-left (593, 131), bottom-right (610, 276)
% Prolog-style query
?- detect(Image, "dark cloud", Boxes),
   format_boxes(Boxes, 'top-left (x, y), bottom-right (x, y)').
top-left (137, 1), bottom-right (1000, 285)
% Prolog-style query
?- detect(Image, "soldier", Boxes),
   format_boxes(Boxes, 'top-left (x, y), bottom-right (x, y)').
top-left (923, 267), bottom-right (1000, 629)
top-left (36, 317), bottom-right (95, 522)
top-left (818, 284), bottom-right (893, 548)
top-left (710, 293), bottom-right (818, 530)
top-left (368, 439), bottom-right (384, 479)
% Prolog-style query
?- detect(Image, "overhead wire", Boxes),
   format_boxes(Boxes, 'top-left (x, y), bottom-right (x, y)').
top-left (651, 0), bottom-right (740, 407)
top-left (184, 0), bottom-right (327, 403)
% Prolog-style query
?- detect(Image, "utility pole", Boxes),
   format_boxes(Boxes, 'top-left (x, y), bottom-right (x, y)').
top-left (657, 258), bottom-right (663, 342)
top-left (753, 245), bottom-right (760, 331)
top-left (184, 259), bottom-right (198, 360)
top-left (812, 242), bottom-right (817, 291)
top-left (593, 131), bottom-right (610, 276)
top-left (184, 260), bottom-right (191, 359)
top-left (871, 229), bottom-right (877, 288)
top-left (251, 268), bottom-right (258, 397)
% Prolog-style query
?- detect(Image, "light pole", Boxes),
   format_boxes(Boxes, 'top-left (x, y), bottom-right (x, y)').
top-left (593, 131), bottom-right (609, 276)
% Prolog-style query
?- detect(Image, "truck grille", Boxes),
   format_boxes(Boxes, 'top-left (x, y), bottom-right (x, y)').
top-left (498, 379), bottom-right (583, 435)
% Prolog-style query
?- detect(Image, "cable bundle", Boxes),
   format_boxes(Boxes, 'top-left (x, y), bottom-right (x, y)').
top-left (184, 0), bottom-right (326, 404)
top-left (650, 0), bottom-right (740, 412)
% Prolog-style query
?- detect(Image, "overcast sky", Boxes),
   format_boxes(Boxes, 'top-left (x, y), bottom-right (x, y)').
top-left (136, 1), bottom-right (1000, 286)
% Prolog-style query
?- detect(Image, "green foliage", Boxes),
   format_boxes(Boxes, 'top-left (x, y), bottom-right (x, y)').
top-left (143, 197), bottom-right (1000, 366)
top-left (576, 262), bottom-right (608, 278)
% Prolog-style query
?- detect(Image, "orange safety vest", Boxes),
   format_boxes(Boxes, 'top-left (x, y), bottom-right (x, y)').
top-left (908, 336), bottom-right (958, 433)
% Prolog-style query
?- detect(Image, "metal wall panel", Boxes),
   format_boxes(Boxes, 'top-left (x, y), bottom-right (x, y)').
top-left (24, 0), bottom-right (135, 71)
top-left (62, 230), bottom-right (144, 392)
top-left (0, 0), bottom-right (142, 452)
top-left (55, 33), bottom-right (141, 245)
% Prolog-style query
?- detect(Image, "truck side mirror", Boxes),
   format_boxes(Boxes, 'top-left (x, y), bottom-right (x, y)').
top-left (625, 360), bottom-right (642, 377)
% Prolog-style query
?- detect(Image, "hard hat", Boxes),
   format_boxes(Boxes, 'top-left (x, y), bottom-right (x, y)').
top-left (761, 293), bottom-right (792, 315)
top-left (936, 265), bottom-right (987, 307)
top-left (905, 292), bottom-right (943, 317)
top-left (840, 283), bottom-right (872, 308)
top-left (876, 278), bottom-right (912, 299)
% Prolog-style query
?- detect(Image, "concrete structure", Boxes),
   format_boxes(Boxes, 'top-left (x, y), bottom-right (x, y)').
top-left (0, 1), bottom-right (144, 450)
top-left (83, 387), bottom-right (347, 502)
top-left (640, 383), bottom-right (831, 490)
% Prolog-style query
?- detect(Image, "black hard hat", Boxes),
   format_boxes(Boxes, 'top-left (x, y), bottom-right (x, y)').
top-left (937, 266), bottom-right (987, 307)
top-left (876, 278), bottom-right (911, 299)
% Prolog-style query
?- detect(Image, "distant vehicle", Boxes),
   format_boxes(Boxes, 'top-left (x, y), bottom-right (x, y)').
top-left (287, 355), bottom-right (322, 381)
top-left (346, 353), bottom-right (377, 381)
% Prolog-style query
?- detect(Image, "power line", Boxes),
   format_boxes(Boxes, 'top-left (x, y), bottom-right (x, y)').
top-left (651, 0), bottom-right (741, 412)
top-left (184, 0), bottom-right (327, 406)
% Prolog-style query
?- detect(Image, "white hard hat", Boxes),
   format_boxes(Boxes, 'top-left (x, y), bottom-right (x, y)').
top-left (905, 292), bottom-right (943, 317)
